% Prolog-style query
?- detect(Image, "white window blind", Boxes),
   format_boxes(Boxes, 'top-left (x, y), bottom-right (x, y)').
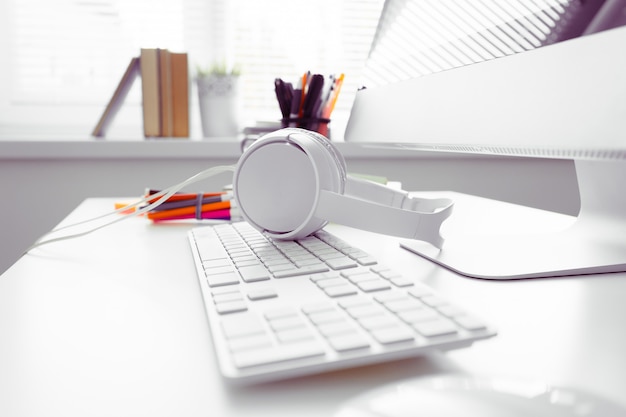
top-left (1, 0), bottom-right (384, 137)
top-left (363, 0), bottom-right (583, 88)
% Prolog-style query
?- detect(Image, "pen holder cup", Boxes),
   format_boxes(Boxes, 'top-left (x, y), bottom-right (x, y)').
top-left (281, 117), bottom-right (331, 139)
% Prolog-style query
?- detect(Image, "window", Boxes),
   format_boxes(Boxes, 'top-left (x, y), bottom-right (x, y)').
top-left (2, 0), bottom-right (585, 139)
top-left (0, 0), bottom-right (384, 138)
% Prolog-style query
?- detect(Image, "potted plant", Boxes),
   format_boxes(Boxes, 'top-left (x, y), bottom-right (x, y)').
top-left (196, 63), bottom-right (242, 138)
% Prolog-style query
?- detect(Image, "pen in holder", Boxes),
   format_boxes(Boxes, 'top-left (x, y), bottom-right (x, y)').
top-left (274, 72), bottom-right (344, 140)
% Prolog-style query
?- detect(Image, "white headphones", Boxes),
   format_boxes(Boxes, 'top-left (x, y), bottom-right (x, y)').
top-left (233, 128), bottom-right (454, 248)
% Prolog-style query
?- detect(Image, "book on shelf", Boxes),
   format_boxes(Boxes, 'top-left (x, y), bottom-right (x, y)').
top-left (140, 48), bottom-right (161, 137)
top-left (92, 48), bottom-right (189, 139)
top-left (170, 52), bottom-right (190, 137)
top-left (91, 57), bottom-right (140, 137)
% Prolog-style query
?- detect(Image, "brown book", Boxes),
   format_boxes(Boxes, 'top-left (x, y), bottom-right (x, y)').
top-left (92, 57), bottom-right (140, 137)
top-left (170, 52), bottom-right (189, 138)
top-left (159, 49), bottom-right (173, 137)
top-left (140, 48), bottom-right (161, 137)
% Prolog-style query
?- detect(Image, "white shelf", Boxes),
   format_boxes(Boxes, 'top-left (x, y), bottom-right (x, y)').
top-left (0, 137), bottom-right (478, 161)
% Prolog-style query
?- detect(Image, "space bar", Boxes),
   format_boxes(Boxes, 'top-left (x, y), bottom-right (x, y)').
top-left (232, 342), bottom-right (326, 369)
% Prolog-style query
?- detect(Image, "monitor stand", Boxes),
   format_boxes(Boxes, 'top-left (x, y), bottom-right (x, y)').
top-left (400, 159), bottom-right (626, 279)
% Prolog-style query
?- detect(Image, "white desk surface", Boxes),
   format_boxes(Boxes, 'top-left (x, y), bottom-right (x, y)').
top-left (1, 195), bottom-right (625, 417)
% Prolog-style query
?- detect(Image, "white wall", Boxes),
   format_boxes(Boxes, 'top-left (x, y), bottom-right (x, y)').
top-left (0, 140), bottom-right (579, 275)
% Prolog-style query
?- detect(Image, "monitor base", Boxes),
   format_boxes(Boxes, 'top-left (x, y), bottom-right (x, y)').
top-left (401, 160), bottom-right (626, 279)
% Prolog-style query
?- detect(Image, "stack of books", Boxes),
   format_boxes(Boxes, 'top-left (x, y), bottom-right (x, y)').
top-left (93, 48), bottom-right (189, 138)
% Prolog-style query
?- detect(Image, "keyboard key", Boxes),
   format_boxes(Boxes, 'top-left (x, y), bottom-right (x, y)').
top-left (206, 272), bottom-right (240, 288)
top-left (390, 277), bottom-right (414, 287)
top-left (316, 250), bottom-right (344, 260)
top-left (232, 342), bottom-right (326, 369)
top-left (356, 256), bottom-right (378, 266)
top-left (228, 247), bottom-right (253, 257)
top-left (371, 327), bottom-right (414, 344)
top-left (340, 269), bottom-right (370, 278)
top-left (228, 334), bottom-right (273, 352)
top-left (413, 319), bottom-right (458, 337)
top-left (309, 272), bottom-right (340, 282)
top-left (195, 239), bottom-right (228, 261)
top-left (357, 315), bottom-right (401, 331)
top-left (267, 316), bottom-right (307, 331)
top-left (396, 308), bottom-right (439, 324)
top-left (373, 292), bottom-right (408, 303)
top-left (346, 273), bottom-right (379, 284)
top-left (274, 264), bottom-right (329, 278)
top-left (338, 297), bottom-right (372, 309)
top-left (221, 314), bottom-right (264, 338)
top-left (247, 288), bottom-right (278, 301)
top-left (437, 305), bottom-right (466, 318)
top-left (369, 265), bottom-right (391, 274)
top-left (345, 303), bottom-right (386, 319)
top-left (301, 302), bottom-right (335, 314)
top-left (324, 285), bottom-right (358, 298)
top-left (202, 258), bottom-right (231, 269)
top-left (316, 321), bottom-right (359, 337)
top-left (213, 291), bottom-right (244, 304)
top-left (421, 295), bottom-right (448, 307)
top-left (454, 316), bottom-right (487, 331)
top-left (275, 328), bottom-right (316, 343)
top-left (215, 300), bottom-right (248, 314)
top-left (294, 257), bottom-right (325, 267)
top-left (327, 334), bottom-right (371, 352)
top-left (238, 264), bottom-right (271, 282)
top-left (325, 257), bottom-right (359, 270)
top-left (315, 277), bottom-right (348, 288)
top-left (264, 308), bottom-right (298, 320)
top-left (344, 249), bottom-right (376, 265)
top-left (383, 298), bottom-right (423, 313)
top-left (204, 265), bottom-right (235, 275)
top-left (234, 258), bottom-right (261, 268)
top-left (266, 262), bottom-right (294, 273)
top-left (356, 279), bottom-right (392, 293)
top-left (307, 310), bottom-right (346, 325)
top-left (377, 270), bottom-right (403, 280)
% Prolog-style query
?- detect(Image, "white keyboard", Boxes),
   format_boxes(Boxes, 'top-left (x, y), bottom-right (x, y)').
top-left (188, 222), bottom-right (496, 384)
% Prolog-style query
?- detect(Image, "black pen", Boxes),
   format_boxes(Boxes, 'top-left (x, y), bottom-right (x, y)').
top-left (303, 74), bottom-right (324, 119)
top-left (274, 78), bottom-right (292, 119)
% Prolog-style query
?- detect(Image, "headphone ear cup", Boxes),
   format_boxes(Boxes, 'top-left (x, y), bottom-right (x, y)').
top-left (233, 128), bottom-right (345, 240)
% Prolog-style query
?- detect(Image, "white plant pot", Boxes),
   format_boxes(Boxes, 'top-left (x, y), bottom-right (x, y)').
top-left (196, 75), bottom-right (240, 138)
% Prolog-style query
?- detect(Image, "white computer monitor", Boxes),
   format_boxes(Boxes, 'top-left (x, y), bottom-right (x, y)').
top-left (345, 1), bottom-right (626, 279)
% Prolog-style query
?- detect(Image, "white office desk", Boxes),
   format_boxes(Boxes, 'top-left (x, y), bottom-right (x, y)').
top-left (1, 196), bottom-right (625, 417)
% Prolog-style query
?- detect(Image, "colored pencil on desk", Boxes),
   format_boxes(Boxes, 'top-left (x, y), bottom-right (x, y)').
top-left (149, 193), bottom-right (232, 211)
top-left (147, 200), bottom-right (232, 220)
top-left (146, 190), bottom-right (226, 204)
top-left (151, 208), bottom-right (240, 222)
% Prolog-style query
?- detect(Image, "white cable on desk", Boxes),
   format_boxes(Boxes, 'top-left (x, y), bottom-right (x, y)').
top-left (26, 165), bottom-right (236, 253)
